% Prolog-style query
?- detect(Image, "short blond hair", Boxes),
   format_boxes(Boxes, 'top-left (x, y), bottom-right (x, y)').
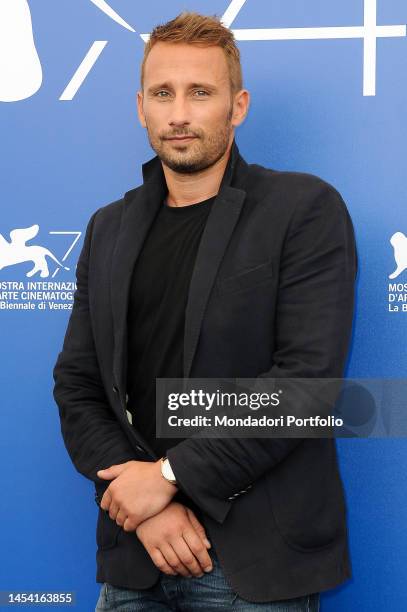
top-left (140, 11), bottom-right (243, 94)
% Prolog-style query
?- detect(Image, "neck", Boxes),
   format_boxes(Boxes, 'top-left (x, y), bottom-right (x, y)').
top-left (162, 140), bottom-right (233, 207)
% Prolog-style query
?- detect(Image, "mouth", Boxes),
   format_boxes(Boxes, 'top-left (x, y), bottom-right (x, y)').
top-left (165, 136), bottom-right (197, 142)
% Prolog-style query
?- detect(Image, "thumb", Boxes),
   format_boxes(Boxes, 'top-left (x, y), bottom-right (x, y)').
top-left (97, 464), bottom-right (123, 479)
top-left (186, 507), bottom-right (211, 548)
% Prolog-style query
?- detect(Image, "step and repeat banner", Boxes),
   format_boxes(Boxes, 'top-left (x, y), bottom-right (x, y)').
top-left (1, 1), bottom-right (406, 610)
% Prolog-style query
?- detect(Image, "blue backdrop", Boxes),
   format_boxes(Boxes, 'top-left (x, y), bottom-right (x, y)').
top-left (1, 1), bottom-right (406, 610)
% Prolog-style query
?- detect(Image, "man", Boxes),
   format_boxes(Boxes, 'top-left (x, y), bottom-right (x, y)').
top-left (53, 10), bottom-right (357, 611)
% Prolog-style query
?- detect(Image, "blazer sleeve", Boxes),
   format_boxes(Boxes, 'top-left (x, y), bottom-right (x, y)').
top-left (166, 181), bottom-right (358, 525)
top-left (52, 209), bottom-right (137, 486)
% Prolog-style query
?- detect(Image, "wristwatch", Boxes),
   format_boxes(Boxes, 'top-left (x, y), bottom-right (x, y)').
top-left (160, 456), bottom-right (178, 485)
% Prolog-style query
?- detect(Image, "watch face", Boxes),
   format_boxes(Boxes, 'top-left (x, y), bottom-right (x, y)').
top-left (163, 459), bottom-right (176, 482)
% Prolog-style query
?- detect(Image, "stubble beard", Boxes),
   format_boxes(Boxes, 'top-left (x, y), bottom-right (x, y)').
top-left (146, 107), bottom-right (234, 175)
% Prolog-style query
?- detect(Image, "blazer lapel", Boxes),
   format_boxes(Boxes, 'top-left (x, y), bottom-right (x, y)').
top-left (110, 159), bottom-right (166, 400)
top-left (110, 139), bottom-right (249, 400)
top-left (183, 142), bottom-right (248, 378)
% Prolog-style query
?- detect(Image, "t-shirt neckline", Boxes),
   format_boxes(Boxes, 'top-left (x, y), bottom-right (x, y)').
top-left (163, 194), bottom-right (216, 213)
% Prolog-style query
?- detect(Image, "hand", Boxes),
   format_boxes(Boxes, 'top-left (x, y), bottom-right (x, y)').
top-left (97, 460), bottom-right (178, 531)
top-left (136, 501), bottom-right (213, 577)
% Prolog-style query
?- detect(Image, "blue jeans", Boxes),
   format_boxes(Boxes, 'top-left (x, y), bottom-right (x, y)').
top-left (95, 546), bottom-right (320, 611)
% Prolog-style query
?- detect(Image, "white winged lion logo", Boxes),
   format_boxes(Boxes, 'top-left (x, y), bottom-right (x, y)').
top-left (389, 231), bottom-right (407, 279)
top-left (0, 225), bottom-right (69, 278)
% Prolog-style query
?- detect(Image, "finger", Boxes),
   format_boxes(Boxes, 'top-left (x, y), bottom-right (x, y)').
top-left (160, 543), bottom-right (192, 577)
top-left (100, 489), bottom-right (112, 511)
top-left (182, 528), bottom-right (213, 574)
top-left (123, 515), bottom-right (139, 532)
top-left (97, 461), bottom-right (132, 479)
top-left (97, 466), bottom-right (118, 479)
top-left (170, 538), bottom-right (205, 577)
top-left (108, 501), bottom-right (120, 521)
top-left (149, 548), bottom-right (177, 576)
top-left (115, 508), bottom-right (127, 527)
top-left (186, 508), bottom-right (211, 548)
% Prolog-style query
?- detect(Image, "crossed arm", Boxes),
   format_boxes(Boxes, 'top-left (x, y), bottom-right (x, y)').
top-left (97, 459), bottom-right (213, 577)
top-left (96, 459), bottom-right (177, 530)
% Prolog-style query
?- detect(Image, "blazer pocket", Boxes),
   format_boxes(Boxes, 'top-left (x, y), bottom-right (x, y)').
top-left (263, 471), bottom-right (346, 553)
top-left (216, 260), bottom-right (273, 296)
top-left (96, 507), bottom-right (121, 550)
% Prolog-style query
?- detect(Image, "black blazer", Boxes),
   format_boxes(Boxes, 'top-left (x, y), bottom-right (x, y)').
top-left (52, 139), bottom-right (357, 603)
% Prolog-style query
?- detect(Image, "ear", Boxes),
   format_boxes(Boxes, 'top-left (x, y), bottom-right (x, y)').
top-left (136, 90), bottom-right (147, 128)
top-left (231, 89), bottom-right (250, 128)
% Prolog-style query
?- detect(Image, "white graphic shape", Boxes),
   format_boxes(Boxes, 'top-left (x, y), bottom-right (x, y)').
top-left (89, 0), bottom-right (135, 32)
top-left (389, 232), bottom-right (407, 279)
top-left (60, 1), bottom-right (136, 99)
top-left (220, 0), bottom-right (248, 28)
top-left (60, 41), bottom-right (108, 100)
top-left (49, 231), bottom-right (81, 278)
top-left (141, 0), bottom-right (407, 96)
top-left (0, 0), bottom-right (42, 102)
top-left (0, 225), bottom-right (70, 278)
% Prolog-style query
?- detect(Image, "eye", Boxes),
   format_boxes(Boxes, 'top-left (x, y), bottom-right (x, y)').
top-left (155, 90), bottom-right (170, 98)
top-left (193, 90), bottom-right (209, 97)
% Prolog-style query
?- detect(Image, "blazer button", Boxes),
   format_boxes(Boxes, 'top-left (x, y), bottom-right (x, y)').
top-left (112, 385), bottom-right (118, 394)
top-left (227, 493), bottom-right (240, 500)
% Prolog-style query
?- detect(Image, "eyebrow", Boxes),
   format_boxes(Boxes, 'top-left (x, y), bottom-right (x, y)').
top-left (146, 82), bottom-right (218, 94)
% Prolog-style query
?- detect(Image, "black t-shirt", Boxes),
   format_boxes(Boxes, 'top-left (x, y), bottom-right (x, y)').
top-left (126, 194), bottom-right (216, 515)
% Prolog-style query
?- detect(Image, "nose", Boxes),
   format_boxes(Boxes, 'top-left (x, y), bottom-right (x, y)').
top-left (168, 95), bottom-right (191, 128)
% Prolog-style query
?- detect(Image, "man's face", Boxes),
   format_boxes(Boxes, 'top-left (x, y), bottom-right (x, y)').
top-left (137, 42), bottom-right (243, 174)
